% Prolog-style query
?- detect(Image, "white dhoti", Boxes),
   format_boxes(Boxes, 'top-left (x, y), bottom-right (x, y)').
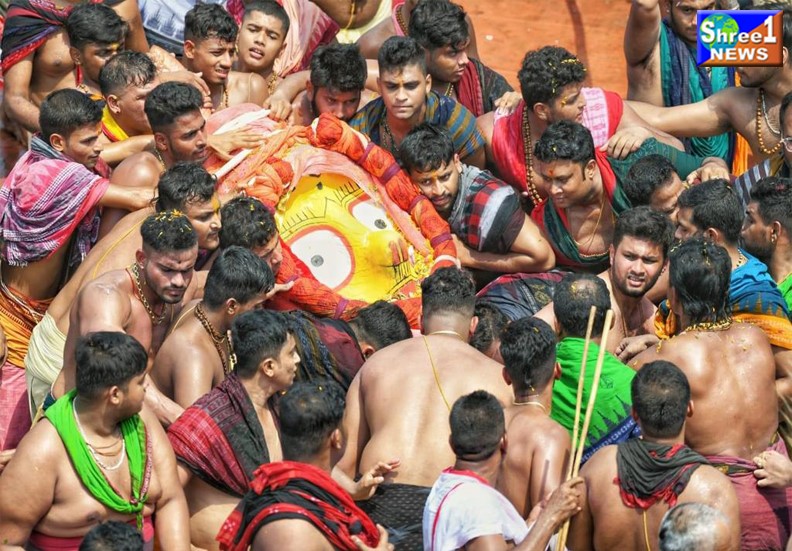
top-left (24, 312), bottom-right (65, 419)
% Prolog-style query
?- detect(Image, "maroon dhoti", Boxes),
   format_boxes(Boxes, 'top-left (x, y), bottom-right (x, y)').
top-left (706, 439), bottom-right (792, 550)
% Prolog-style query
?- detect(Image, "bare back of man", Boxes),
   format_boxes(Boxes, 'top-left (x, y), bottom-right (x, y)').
top-left (341, 335), bottom-right (512, 487)
top-left (0, 407), bottom-right (168, 545)
top-left (151, 304), bottom-right (224, 408)
top-left (633, 323), bottom-right (778, 458)
top-left (47, 208), bottom-right (151, 336)
top-left (3, 246), bottom-right (73, 303)
top-left (98, 152), bottom-right (162, 238)
top-left (496, 406), bottom-right (570, 518)
top-left (570, 445), bottom-right (740, 551)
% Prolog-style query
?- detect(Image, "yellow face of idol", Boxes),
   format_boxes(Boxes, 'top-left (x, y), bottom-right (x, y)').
top-left (276, 173), bottom-right (429, 302)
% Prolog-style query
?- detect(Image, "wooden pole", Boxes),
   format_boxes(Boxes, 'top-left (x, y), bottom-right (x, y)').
top-left (556, 309), bottom-right (614, 550)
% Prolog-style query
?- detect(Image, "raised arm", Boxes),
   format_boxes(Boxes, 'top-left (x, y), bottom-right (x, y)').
top-left (624, 0), bottom-right (662, 66)
top-left (110, 0), bottom-right (149, 52)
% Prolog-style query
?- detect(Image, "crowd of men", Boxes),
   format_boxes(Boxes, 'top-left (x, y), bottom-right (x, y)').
top-left (1, 0), bottom-right (792, 549)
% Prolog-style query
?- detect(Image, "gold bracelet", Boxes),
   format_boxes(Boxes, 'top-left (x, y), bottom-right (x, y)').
top-left (344, 0), bottom-right (357, 30)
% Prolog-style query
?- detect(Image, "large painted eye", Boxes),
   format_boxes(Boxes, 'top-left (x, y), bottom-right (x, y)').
top-left (289, 229), bottom-right (352, 290)
top-left (351, 200), bottom-right (393, 232)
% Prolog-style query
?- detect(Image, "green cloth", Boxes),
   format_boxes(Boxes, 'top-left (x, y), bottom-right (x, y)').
top-left (611, 138), bottom-right (704, 182)
top-left (551, 338), bottom-right (639, 462)
top-left (659, 20), bottom-right (733, 162)
top-left (779, 273), bottom-right (792, 315)
top-left (45, 390), bottom-right (150, 526)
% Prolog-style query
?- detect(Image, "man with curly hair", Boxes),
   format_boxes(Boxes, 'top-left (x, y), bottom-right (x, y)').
top-left (477, 46), bottom-right (689, 209)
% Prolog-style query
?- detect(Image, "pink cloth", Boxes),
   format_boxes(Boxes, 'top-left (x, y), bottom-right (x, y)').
top-left (0, 360), bottom-right (31, 450)
top-left (580, 87), bottom-right (624, 149)
top-left (705, 439), bottom-right (792, 551)
top-left (273, 0), bottom-right (339, 77)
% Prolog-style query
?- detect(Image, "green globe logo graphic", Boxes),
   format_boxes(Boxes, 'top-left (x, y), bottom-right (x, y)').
top-left (702, 13), bottom-right (740, 51)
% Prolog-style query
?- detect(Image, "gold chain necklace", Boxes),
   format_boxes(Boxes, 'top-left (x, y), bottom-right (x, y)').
top-left (756, 89), bottom-right (782, 156)
top-left (194, 302), bottom-right (230, 375)
top-left (129, 263), bottom-right (168, 326)
top-left (521, 106), bottom-right (543, 207)
top-left (443, 82), bottom-right (454, 97)
top-left (571, 192), bottom-right (608, 256)
top-left (736, 249), bottom-right (747, 269)
top-left (266, 72), bottom-right (278, 96)
top-left (511, 398), bottom-right (548, 413)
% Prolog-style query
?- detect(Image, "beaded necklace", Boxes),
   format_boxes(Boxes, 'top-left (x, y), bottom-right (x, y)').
top-left (756, 89), bottom-right (783, 156)
top-left (521, 106), bottom-right (543, 207)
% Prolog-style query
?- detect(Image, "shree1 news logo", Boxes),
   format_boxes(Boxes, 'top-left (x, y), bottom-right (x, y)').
top-left (697, 10), bottom-right (783, 67)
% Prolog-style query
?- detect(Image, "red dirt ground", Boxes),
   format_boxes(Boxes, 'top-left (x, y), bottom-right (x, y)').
top-left (462, 0), bottom-right (630, 93)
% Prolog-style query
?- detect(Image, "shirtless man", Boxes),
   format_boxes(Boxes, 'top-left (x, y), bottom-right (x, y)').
top-left (640, 180), bottom-right (792, 398)
top-left (568, 360), bottom-right (740, 551)
top-left (622, 154), bottom-right (686, 224)
top-left (66, 3), bottom-right (126, 99)
top-left (52, 212), bottom-right (197, 399)
top-left (1, 0), bottom-right (146, 134)
top-left (497, 317), bottom-right (571, 517)
top-left (535, 207), bottom-right (672, 354)
top-left (0, 331), bottom-right (189, 549)
top-left (629, 5), bottom-right (792, 164)
top-left (96, 51), bottom-right (159, 162)
top-left (0, 89), bottom-right (152, 449)
top-left (399, 123), bottom-right (554, 284)
top-left (25, 163), bottom-right (221, 415)
top-left (217, 381), bottom-right (395, 551)
top-left (267, 43), bottom-right (371, 125)
top-left (337, 267), bottom-right (512, 550)
top-left (99, 81), bottom-right (210, 236)
top-left (356, 0), bottom-right (479, 62)
top-left (182, 4), bottom-right (268, 112)
top-left (152, 246), bottom-right (274, 409)
top-left (632, 238), bottom-right (792, 550)
top-left (235, 1), bottom-right (288, 88)
top-left (167, 309), bottom-right (299, 550)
